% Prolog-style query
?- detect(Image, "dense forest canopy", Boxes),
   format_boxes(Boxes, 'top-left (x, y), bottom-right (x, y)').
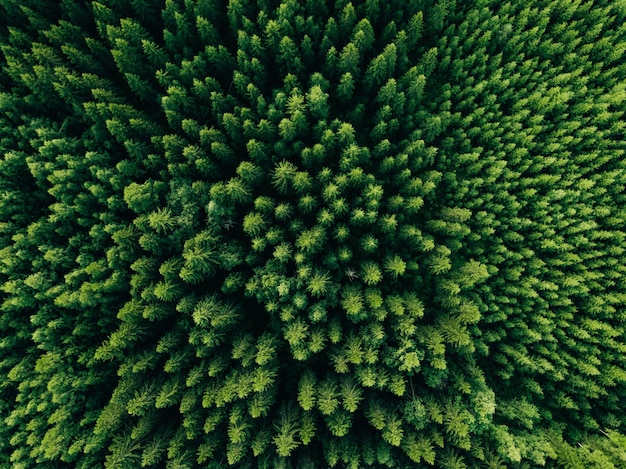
top-left (1, 0), bottom-right (625, 467)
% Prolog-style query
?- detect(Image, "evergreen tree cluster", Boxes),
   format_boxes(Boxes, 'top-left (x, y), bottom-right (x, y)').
top-left (1, 0), bottom-right (625, 467)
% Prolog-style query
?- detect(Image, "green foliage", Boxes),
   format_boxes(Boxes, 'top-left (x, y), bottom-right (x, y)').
top-left (1, 0), bottom-right (626, 467)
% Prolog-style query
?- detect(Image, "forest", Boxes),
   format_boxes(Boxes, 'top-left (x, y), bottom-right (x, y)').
top-left (0, 0), bottom-right (625, 467)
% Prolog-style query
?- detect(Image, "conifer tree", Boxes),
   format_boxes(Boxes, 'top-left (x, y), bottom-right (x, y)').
top-left (1, 0), bottom-right (625, 467)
